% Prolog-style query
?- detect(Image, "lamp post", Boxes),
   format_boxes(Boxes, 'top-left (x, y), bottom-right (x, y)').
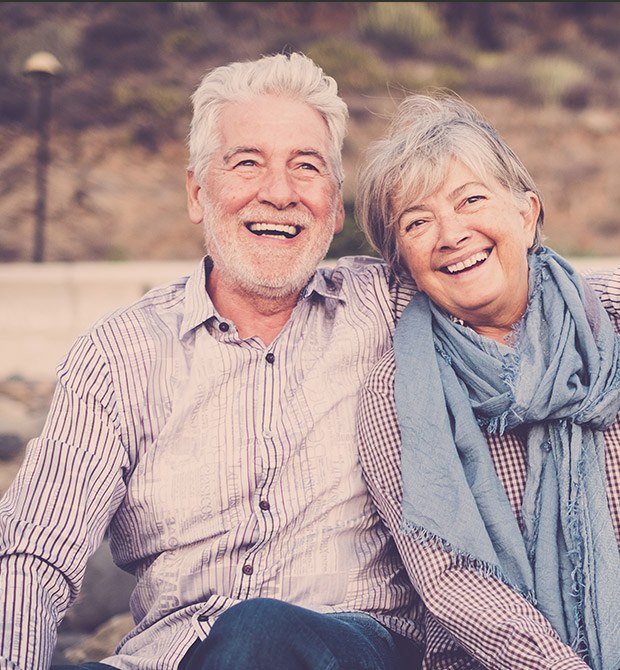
top-left (23, 51), bottom-right (62, 263)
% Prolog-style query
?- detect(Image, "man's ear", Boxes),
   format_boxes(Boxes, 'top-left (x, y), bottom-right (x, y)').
top-left (334, 199), bottom-right (345, 235)
top-left (186, 170), bottom-right (204, 225)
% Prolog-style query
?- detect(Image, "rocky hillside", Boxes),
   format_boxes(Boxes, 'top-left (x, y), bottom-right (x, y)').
top-left (1, 2), bottom-right (620, 263)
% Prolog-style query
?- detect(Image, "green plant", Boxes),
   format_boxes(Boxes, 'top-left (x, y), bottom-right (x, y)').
top-left (162, 28), bottom-right (214, 58)
top-left (528, 55), bottom-right (588, 106)
top-left (359, 2), bottom-right (444, 53)
top-left (327, 202), bottom-right (376, 259)
top-left (306, 38), bottom-right (392, 93)
top-left (113, 82), bottom-right (186, 120)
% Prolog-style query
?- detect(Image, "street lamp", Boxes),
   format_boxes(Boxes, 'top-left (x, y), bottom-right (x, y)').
top-left (23, 51), bottom-right (62, 263)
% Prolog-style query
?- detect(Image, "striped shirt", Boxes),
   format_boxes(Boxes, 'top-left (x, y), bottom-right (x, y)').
top-left (0, 256), bottom-right (424, 670)
top-left (357, 270), bottom-right (620, 670)
top-left (0, 256), bottom-right (613, 670)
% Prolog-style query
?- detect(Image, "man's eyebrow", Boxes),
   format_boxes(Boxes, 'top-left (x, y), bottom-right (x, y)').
top-left (295, 149), bottom-right (328, 165)
top-left (222, 146), bottom-right (260, 164)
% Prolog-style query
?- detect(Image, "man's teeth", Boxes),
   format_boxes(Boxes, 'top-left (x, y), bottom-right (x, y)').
top-left (446, 251), bottom-right (489, 274)
top-left (248, 222), bottom-right (299, 238)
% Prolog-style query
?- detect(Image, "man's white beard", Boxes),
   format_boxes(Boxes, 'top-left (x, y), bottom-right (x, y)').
top-left (201, 201), bottom-right (337, 300)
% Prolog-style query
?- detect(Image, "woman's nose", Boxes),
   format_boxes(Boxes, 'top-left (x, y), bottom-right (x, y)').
top-left (437, 215), bottom-right (471, 249)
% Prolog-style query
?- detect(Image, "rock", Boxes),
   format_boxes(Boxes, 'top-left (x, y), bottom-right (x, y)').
top-left (0, 378), bottom-right (54, 493)
top-left (53, 541), bottom-right (136, 662)
top-left (0, 433), bottom-right (22, 461)
top-left (0, 392), bottom-right (48, 447)
top-left (0, 459), bottom-right (21, 496)
top-left (0, 377), bottom-right (55, 413)
top-left (52, 631), bottom-right (90, 666)
top-left (62, 541), bottom-right (136, 633)
top-left (62, 612), bottom-right (135, 665)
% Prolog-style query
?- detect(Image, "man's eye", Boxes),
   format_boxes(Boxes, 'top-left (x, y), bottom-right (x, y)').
top-left (297, 162), bottom-right (320, 172)
top-left (235, 159), bottom-right (258, 168)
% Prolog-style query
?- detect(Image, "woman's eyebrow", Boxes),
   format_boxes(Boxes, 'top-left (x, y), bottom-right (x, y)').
top-left (449, 181), bottom-right (486, 199)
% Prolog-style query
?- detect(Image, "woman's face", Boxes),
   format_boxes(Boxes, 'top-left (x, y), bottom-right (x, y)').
top-left (395, 159), bottom-right (540, 341)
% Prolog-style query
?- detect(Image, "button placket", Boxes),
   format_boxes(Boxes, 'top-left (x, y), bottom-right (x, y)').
top-left (238, 344), bottom-right (278, 593)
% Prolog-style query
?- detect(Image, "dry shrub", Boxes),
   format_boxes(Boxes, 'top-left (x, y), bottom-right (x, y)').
top-left (359, 2), bottom-right (445, 54)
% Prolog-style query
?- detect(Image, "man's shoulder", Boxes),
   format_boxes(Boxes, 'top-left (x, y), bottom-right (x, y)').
top-left (320, 255), bottom-right (390, 286)
top-left (324, 254), bottom-right (388, 273)
top-left (314, 256), bottom-right (392, 305)
top-left (317, 256), bottom-right (416, 311)
top-left (88, 274), bottom-right (191, 337)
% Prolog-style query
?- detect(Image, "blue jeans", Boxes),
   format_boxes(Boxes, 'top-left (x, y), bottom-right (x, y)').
top-left (54, 598), bottom-right (423, 670)
top-left (179, 598), bottom-right (422, 669)
top-left (52, 665), bottom-right (116, 669)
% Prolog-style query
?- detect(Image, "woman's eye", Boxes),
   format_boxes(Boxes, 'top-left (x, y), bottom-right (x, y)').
top-left (465, 194), bottom-right (485, 205)
top-left (403, 218), bottom-right (427, 233)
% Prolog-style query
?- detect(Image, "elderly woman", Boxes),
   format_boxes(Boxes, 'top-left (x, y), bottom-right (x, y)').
top-left (355, 92), bottom-right (620, 670)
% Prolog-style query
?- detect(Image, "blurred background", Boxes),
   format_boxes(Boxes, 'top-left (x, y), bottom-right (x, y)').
top-left (1, 3), bottom-right (620, 662)
top-left (2, 1), bottom-right (620, 263)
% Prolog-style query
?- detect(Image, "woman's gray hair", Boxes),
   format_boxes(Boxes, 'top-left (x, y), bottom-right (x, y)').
top-left (187, 52), bottom-right (348, 184)
top-left (356, 91), bottom-right (545, 277)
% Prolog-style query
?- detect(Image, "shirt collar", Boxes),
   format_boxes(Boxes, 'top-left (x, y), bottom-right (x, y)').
top-left (300, 266), bottom-right (347, 302)
top-left (179, 257), bottom-right (217, 338)
top-left (179, 257), bottom-right (346, 339)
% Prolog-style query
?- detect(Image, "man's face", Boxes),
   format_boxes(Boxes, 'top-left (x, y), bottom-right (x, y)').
top-left (187, 94), bottom-right (344, 300)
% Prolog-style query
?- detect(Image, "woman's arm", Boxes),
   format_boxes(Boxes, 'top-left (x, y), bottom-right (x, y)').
top-left (583, 268), bottom-right (620, 315)
top-left (356, 350), bottom-right (590, 670)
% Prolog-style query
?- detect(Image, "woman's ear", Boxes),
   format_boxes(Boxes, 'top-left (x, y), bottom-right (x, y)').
top-left (186, 170), bottom-right (204, 225)
top-left (523, 191), bottom-right (541, 247)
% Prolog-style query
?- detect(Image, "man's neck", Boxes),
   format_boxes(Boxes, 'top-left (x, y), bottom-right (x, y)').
top-left (208, 276), bottom-right (301, 346)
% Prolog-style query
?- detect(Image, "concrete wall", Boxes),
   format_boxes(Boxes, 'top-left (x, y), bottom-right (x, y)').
top-left (0, 261), bottom-right (195, 380)
top-left (1, 257), bottom-right (618, 381)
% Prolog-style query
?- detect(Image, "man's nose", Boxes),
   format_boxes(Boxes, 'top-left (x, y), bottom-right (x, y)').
top-left (257, 167), bottom-right (300, 210)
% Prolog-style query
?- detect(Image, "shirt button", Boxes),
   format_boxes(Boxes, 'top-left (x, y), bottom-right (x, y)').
top-left (265, 352), bottom-right (275, 364)
top-left (219, 322), bottom-right (229, 332)
top-left (263, 430), bottom-right (273, 439)
top-left (242, 564), bottom-right (253, 575)
top-left (259, 500), bottom-right (270, 511)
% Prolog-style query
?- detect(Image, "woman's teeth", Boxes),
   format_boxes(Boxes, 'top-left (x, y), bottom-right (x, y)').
top-left (446, 251), bottom-right (489, 274)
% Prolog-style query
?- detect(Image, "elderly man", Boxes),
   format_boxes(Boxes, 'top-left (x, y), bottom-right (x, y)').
top-left (0, 53), bottom-right (592, 670)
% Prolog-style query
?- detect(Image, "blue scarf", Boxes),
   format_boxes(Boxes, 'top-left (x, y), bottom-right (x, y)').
top-left (394, 248), bottom-right (620, 669)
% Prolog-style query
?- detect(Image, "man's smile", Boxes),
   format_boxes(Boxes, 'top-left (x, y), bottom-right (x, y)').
top-left (246, 222), bottom-right (301, 239)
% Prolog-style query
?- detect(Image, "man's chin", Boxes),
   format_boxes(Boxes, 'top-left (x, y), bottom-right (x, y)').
top-left (241, 274), bottom-right (311, 300)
